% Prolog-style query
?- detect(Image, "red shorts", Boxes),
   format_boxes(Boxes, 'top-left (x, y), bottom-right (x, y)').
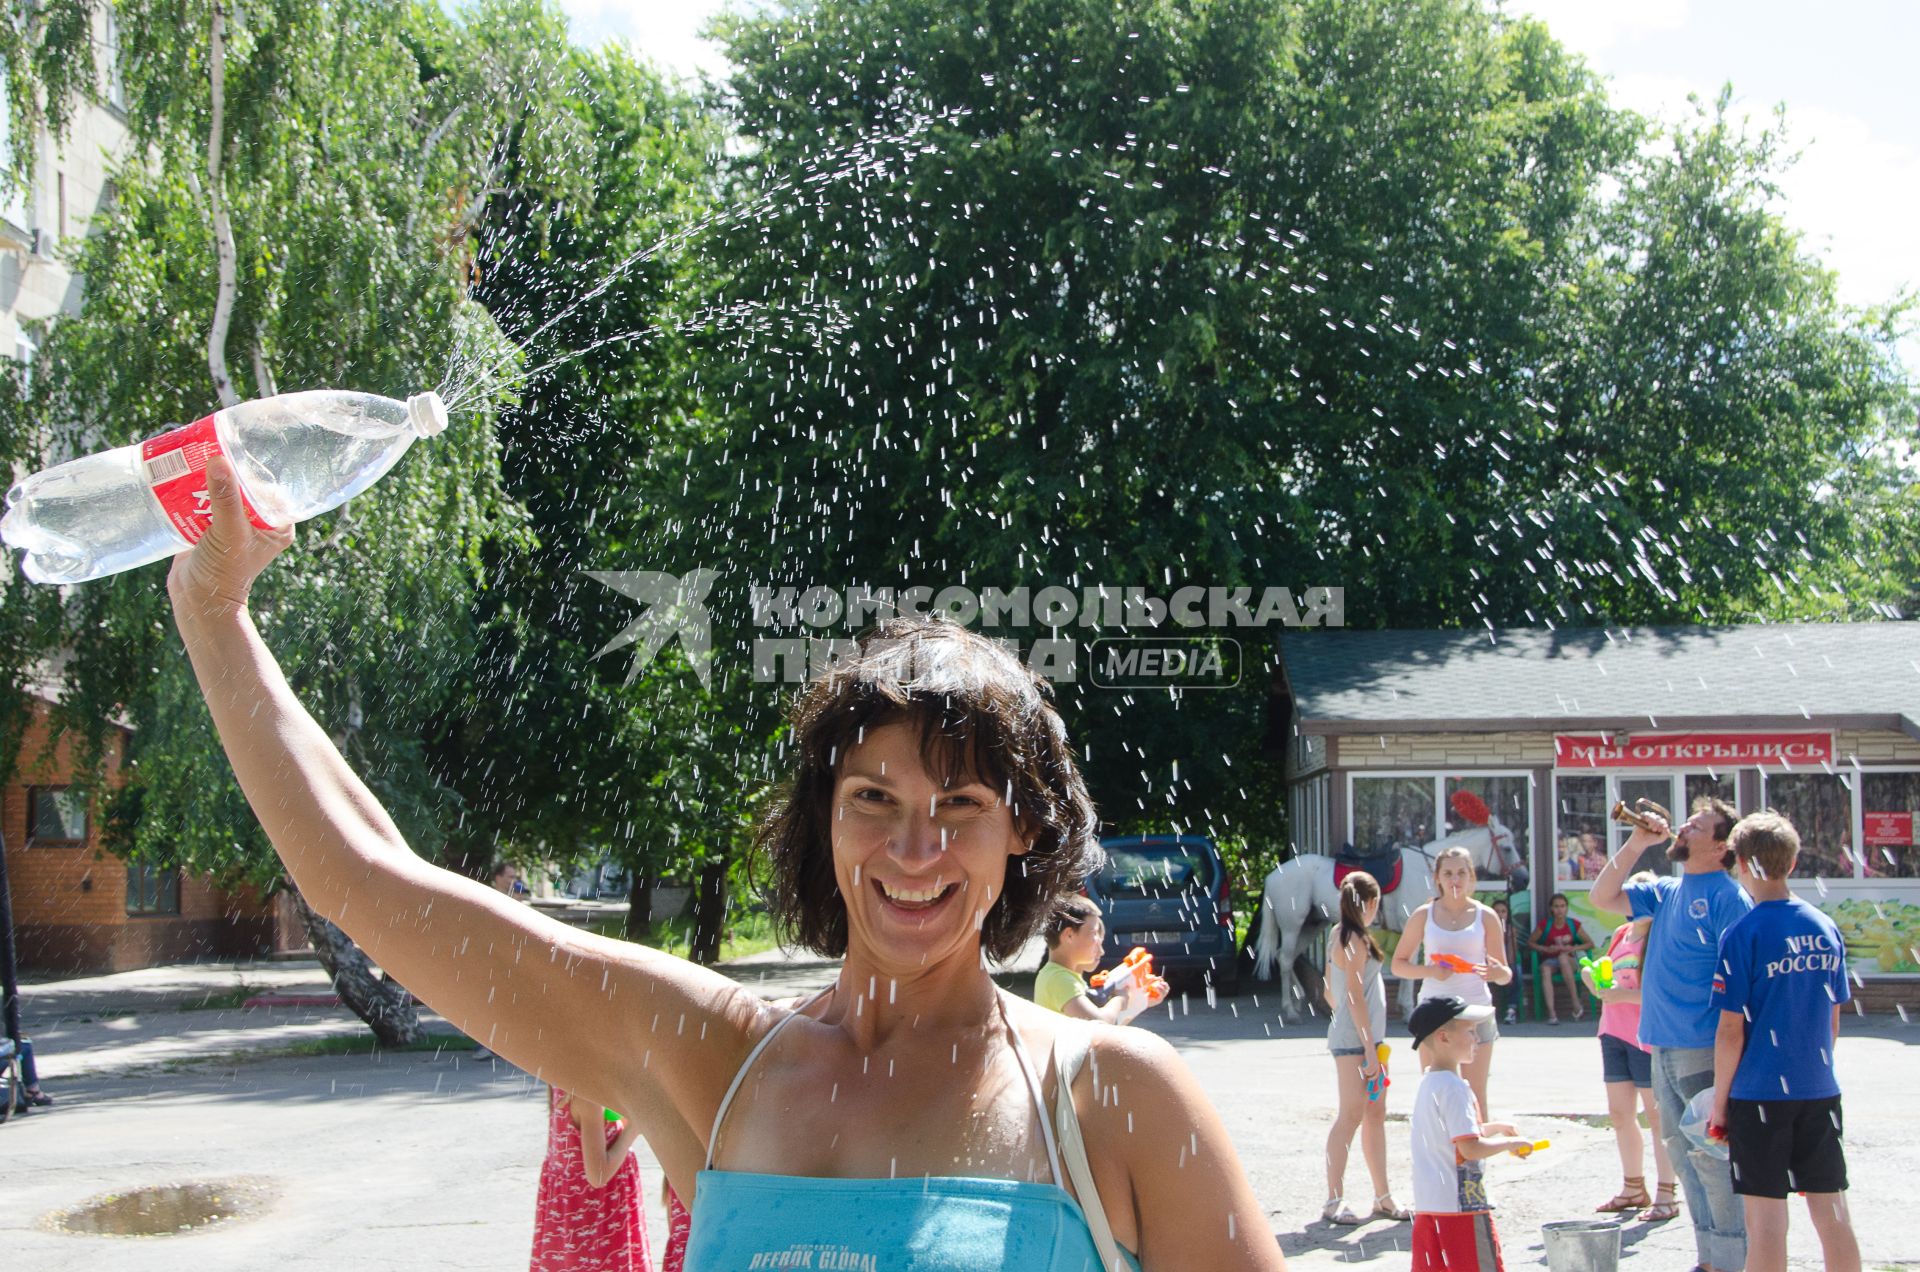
top-left (1412, 1211), bottom-right (1504, 1272)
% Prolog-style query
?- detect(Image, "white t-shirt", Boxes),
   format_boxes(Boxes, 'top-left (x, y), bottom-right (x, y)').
top-left (1411, 1068), bottom-right (1490, 1214)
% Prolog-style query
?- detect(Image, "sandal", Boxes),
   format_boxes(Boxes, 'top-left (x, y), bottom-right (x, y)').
top-left (1638, 1182), bottom-right (1680, 1223)
top-left (1596, 1176), bottom-right (1649, 1213)
top-left (1321, 1197), bottom-right (1363, 1226)
top-left (1372, 1194), bottom-right (1411, 1221)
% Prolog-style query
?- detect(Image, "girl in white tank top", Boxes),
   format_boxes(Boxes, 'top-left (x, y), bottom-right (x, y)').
top-left (1418, 906), bottom-right (1494, 1007)
top-left (1390, 844), bottom-right (1516, 1118)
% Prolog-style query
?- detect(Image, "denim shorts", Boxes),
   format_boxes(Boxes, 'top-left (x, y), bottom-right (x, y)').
top-left (1330, 1045), bottom-right (1365, 1057)
top-left (1599, 1031), bottom-right (1652, 1088)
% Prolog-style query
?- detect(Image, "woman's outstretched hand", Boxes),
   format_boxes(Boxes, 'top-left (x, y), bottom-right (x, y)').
top-left (167, 455), bottom-right (296, 616)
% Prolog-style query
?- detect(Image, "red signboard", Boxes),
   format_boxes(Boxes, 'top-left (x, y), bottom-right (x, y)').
top-left (1864, 812), bottom-right (1915, 847)
top-left (1555, 732), bottom-right (1833, 769)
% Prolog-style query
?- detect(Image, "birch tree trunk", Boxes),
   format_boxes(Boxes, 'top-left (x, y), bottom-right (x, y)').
top-left (204, 1), bottom-right (240, 408)
top-left (290, 890), bottom-right (423, 1048)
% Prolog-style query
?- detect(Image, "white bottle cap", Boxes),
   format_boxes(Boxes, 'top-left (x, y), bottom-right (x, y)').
top-left (408, 391), bottom-right (449, 438)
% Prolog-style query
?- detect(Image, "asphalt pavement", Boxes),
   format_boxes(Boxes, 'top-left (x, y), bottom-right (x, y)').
top-left (3, 956), bottom-right (1913, 1271)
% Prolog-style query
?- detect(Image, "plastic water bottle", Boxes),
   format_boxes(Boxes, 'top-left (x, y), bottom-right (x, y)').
top-left (2, 389), bottom-right (448, 584)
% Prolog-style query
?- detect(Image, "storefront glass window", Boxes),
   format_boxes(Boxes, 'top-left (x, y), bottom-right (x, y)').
top-left (1762, 772), bottom-right (1856, 878)
top-left (1447, 775), bottom-right (1531, 887)
top-left (1859, 771), bottom-right (1920, 879)
top-left (1684, 772), bottom-right (1737, 810)
top-left (1351, 776), bottom-right (1434, 853)
top-left (1553, 775), bottom-right (1607, 882)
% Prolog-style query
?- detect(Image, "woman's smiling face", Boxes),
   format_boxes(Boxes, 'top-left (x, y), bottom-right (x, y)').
top-left (832, 720), bottom-right (1029, 971)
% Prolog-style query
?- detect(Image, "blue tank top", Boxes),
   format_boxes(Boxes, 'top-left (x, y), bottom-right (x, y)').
top-left (685, 990), bottom-right (1142, 1272)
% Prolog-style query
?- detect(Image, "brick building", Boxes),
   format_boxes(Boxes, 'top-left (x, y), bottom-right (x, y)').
top-left (3, 686), bottom-right (280, 972)
top-left (1272, 623), bottom-right (1920, 1010)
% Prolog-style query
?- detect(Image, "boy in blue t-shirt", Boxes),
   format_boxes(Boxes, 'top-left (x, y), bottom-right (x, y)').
top-left (1708, 811), bottom-right (1861, 1272)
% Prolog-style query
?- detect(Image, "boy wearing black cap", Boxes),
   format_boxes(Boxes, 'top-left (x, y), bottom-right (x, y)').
top-left (1410, 996), bottom-right (1536, 1271)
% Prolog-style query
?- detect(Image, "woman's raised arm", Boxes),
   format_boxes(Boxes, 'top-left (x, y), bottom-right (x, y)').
top-left (167, 457), bottom-right (765, 1161)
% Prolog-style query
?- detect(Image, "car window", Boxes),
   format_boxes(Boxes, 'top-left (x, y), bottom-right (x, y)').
top-left (1097, 846), bottom-right (1217, 899)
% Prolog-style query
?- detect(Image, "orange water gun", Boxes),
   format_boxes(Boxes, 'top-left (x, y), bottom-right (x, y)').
top-left (1090, 947), bottom-right (1171, 1016)
top-left (1429, 953), bottom-right (1481, 976)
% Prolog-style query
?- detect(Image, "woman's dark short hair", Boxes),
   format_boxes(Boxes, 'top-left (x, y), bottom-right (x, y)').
top-left (753, 615), bottom-right (1101, 962)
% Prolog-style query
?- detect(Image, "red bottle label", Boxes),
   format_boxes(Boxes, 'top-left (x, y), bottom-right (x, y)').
top-left (140, 414), bottom-right (273, 543)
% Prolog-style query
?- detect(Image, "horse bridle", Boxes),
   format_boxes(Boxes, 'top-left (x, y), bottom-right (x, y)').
top-left (1409, 819), bottom-right (1519, 883)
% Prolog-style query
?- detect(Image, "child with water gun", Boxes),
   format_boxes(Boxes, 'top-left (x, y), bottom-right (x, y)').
top-left (1321, 872), bottom-right (1410, 1225)
top-left (1585, 885), bottom-right (1679, 1223)
top-left (1034, 896), bottom-right (1167, 1024)
top-left (1408, 997), bottom-right (1541, 1271)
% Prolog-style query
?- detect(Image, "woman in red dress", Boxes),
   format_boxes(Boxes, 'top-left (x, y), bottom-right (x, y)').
top-left (531, 1087), bottom-right (651, 1272)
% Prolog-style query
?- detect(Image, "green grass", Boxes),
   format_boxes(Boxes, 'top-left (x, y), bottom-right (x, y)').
top-left (151, 1032), bottom-right (478, 1071)
top-left (182, 985), bottom-right (259, 1012)
top-left (273, 1033), bottom-right (477, 1059)
top-left (582, 909), bottom-right (782, 963)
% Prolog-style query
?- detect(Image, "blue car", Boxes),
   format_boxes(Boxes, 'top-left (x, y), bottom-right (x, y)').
top-left (1086, 834), bottom-right (1238, 993)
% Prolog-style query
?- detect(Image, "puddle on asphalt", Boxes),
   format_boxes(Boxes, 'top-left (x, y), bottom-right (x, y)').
top-left (45, 1178), bottom-right (276, 1237)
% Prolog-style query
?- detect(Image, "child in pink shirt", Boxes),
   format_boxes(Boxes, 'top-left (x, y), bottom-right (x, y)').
top-left (1587, 888), bottom-right (1678, 1223)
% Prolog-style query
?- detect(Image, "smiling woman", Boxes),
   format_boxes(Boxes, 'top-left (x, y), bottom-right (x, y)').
top-left (165, 463), bottom-right (1284, 1272)
top-left (757, 619), bottom-right (1100, 964)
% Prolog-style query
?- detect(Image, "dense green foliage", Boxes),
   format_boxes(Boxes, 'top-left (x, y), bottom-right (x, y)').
top-left (686, 0), bottom-right (1912, 898)
top-left (1, 0), bottom-right (1911, 968)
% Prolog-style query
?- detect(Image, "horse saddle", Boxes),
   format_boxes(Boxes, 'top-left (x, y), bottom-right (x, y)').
top-left (1332, 844), bottom-right (1404, 894)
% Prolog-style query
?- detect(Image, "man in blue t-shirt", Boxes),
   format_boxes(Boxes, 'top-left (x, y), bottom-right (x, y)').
top-left (1709, 811), bottom-right (1860, 1272)
top-left (1592, 795), bottom-right (1751, 1272)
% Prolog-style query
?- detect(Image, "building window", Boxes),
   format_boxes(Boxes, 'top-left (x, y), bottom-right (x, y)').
top-left (1859, 771), bottom-right (1920, 879)
top-left (1553, 774), bottom-right (1609, 882)
top-left (1289, 772), bottom-right (1331, 857)
top-left (1685, 772), bottom-right (1738, 810)
top-left (1351, 775), bottom-right (1435, 853)
top-left (126, 862), bottom-right (182, 915)
top-left (1762, 772), bottom-right (1856, 878)
top-left (26, 786), bottom-right (89, 844)
top-left (103, 7), bottom-right (127, 112)
top-left (1448, 774), bottom-right (1532, 859)
top-left (0, 89), bottom-right (31, 234)
top-left (14, 332), bottom-right (36, 393)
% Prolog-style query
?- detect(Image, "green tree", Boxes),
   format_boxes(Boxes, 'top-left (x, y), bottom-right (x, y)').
top-left (453, 40), bottom-right (767, 955)
top-left (0, 0), bottom-right (607, 1040)
top-left (674, 0), bottom-right (1909, 908)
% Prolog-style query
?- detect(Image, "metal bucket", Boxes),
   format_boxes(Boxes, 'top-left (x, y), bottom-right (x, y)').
top-left (1541, 1220), bottom-right (1622, 1272)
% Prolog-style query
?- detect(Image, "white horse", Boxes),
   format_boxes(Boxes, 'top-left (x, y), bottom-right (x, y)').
top-left (1252, 817), bottom-right (1529, 1022)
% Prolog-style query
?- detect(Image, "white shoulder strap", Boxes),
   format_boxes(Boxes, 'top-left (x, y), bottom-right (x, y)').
top-left (704, 988), bottom-right (831, 1170)
top-left (999, 993), bottom-right (1065, 1188)
top-left (1051, 1029), bottom-right (1130, 1272)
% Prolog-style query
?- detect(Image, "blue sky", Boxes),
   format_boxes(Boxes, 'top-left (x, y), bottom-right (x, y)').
top-left (558, 0), bottom-right (1917, 363)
